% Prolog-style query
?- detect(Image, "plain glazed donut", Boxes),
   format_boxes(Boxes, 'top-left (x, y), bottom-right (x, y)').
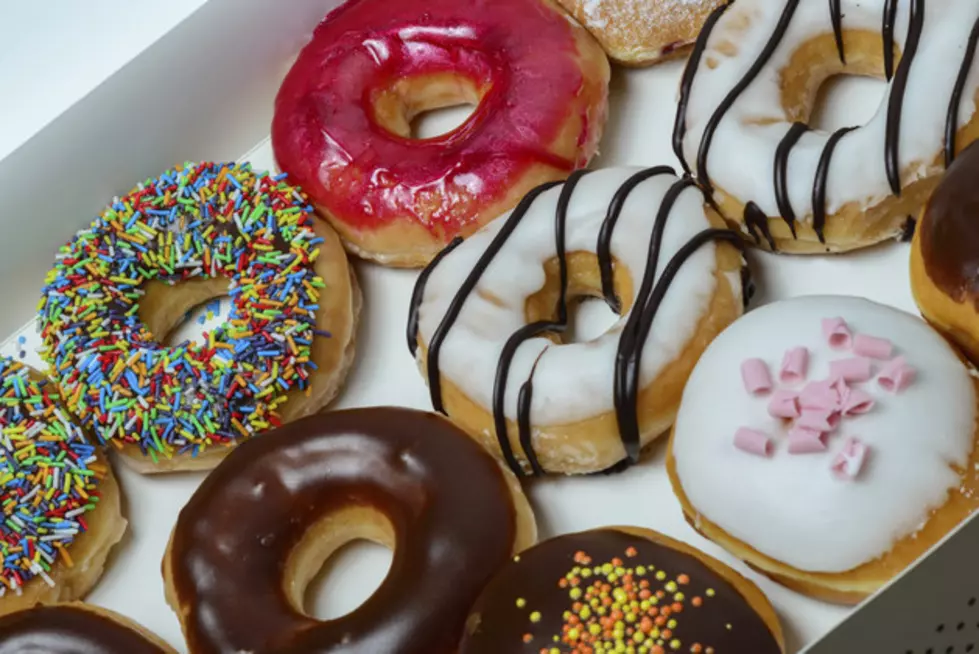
top-left (408, 167), bottom-right (748, 476)
top-left (912, 141), bottom-right (979, 366)
top-left (668, 296), bottom-right (979, 603)
top-left (272, 0), bottom-right (610, 267)
top-left (0, 359), bottom-right (125, 614)
top-left (38, 162), bottom-right (359, 474)
top-left (0, 603), bottom-right (175, 653)
top-left (461, 527), bottom-right (784, 653)
top-left (163, 407), bottom-right (536, 653)
top-left (673, 0), bottom-right (979, 253)
top-left (556, 0), bottom-right (726, 66)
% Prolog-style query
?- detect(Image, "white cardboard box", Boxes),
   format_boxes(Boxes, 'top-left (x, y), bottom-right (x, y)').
top-left (0, 1), bottom-right (974, 652)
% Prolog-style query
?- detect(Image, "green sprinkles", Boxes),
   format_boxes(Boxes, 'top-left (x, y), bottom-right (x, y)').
top-left (38, 162), bottom-right (324, 460)
top-left (0, 357), bottom-right (102, 594)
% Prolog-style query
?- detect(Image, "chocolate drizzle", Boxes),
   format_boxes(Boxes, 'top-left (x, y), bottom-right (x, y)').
top-left (408, 172), bottom-right (745, 476)
top-left (0, 605), bottom-right (168, 654)
top-left (695, 0), bottom-right (801, 192)
top-left (407, 236), bottom-right (462, 357)
top-left (813, 126), bottom-right (858, 244)
top-left (168, 408), bottom-right (517, 654)
top-left (597, 166), bottom-right (675, 310)
top-left (459, 529), bottom-right (782, 654)
top-left (743, 201), bottom-right (777, 250)
top-left (945, 16), bottom-right (979, 167)
top-left (882, 0), bottom-right (898, 81)
top-left (829, 0), bottom-right (845, 63)
top-left (673, 3), bottom-right (730, 174)
top-left (884, 0), bottom-right (924, 196)
top-left (773, 122), bottom-right (810, 238)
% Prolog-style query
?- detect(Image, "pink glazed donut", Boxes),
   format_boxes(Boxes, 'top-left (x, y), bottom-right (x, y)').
top-left (271, 0), bottom-right (610, 267)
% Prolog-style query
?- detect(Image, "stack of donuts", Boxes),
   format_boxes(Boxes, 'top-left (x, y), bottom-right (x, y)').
top-left (4, 0), bottom-right (979, 652)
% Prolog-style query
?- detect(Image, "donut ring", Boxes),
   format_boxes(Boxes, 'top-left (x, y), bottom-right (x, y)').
top-left (460, 527), bottom-right (784, 653)
top-left (674, 0), bottom-right (979, 253)
top-left (669, 296), bottom-right (979, 603)
top-left (38, 162), bottom-right (360, 473)
top-left (408, 167), bottom-right (747, 476)
top-left (556, 0), bottom-right (726, 66)
top-left (0, 359), bottom-right (125, 614)
top-left (912, 141), bottom-right (979, 366)
top-left (163, 408), bottom-right (536, 653)
top-left (272, 0), bottom-right (610, 267)
top-left (0, 603), bottom-right (175, 653)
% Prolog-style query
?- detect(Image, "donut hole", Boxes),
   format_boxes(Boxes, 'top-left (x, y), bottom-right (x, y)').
top-left (373, 73), bottom-right (484, 140)
top-left (778, 31), bottom-right (897, 131)
top-left (524, 251), bottom-right (635, 345)
top-left (137, 277), bottom-right (231, 347)
top-left (284, 506), bottom-right (395, 622)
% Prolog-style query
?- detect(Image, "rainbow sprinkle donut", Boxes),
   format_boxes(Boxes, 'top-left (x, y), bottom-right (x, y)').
top-left (38, 162), bottom-right (360, 473)
top-left (0, 357), bottom-right (124, 613)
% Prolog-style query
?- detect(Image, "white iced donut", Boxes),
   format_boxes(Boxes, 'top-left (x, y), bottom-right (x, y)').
top-left (668, 296), bottom-right (979, 603)
top-left (408, 166), bottom-right (747, 476)
top-left (673, 0), bottom-right (979, 253)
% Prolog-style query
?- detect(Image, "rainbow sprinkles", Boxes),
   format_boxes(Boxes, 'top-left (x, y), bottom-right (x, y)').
top-left (38, 162), bottom-right (325, 463)
top-left (0, 357), bottom-right (103, 595)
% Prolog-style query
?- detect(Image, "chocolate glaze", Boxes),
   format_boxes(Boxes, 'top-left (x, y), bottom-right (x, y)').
top-left (168, 408), bottom-right (517, 654)
top-left (408, 174), bottom-right (745, 475)
top-left (406, 236), bottom-right (462, 357)
top-left (884, 0), bottom-right (924, 196)
top-left (774, 122), bottom-right (810, 238)
top-left (744, 201), bottom-right (777, 250)
top-left (695, 0), bottom-right (802, 193)
top-left (882, 0), bottom-right (898, 81)
top-left (945, 16), bottom-right (979, 167)
top-left (459, 529), bottom-right (781, 654)
top-left (920, 141), bottom-right (979, 306)
top-left (813, 126), bottom-right (858, 244)
top-left (0, 605), bottom-right (167, 654)
top-left (829, 0), bottom-right (846, 63)
top-left (672, 3), bottom-right (729, 175)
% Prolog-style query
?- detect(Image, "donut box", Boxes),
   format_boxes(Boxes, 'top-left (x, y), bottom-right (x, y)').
top-left (1, 0), bottom-right (978, 652)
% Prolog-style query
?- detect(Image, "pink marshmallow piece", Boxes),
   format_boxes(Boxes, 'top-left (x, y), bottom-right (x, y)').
top-left (800, 380), bottom-right (839, 411)
top-left (788, 427), bottom-right (829, 454)
top-left (797, 409), bottom-right (840, 432)
top-left (832, 437), bottom-right (869, 480)
top-left (780, 347), bottom-right (809, 384)
top-left (833, 377), bottom-right (851, 407)
top-left (741, 358), bottom-right (773, 396)
top-left (878, 356), bottom-right (916, 393)
top-left (822, 317), bottom-right (852, 349)
top-left (768, 389), bottom-right (800, 419)
top-left (829, 357), bottom-right (873, 383)
top-left (734, 428), bottom-right (774, 458)
top-left (853, 334), bottom-right (893, 360)
top-left (842, 388), bottom-right (875, 416)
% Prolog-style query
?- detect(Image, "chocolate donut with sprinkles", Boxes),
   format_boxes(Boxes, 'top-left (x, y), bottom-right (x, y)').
top-left (0, 358), bottom-right (125, 615)
top-left (38, 162), bottom-right (360, 473)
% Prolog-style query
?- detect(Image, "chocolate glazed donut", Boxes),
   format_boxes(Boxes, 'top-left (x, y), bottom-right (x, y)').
top-left (163, 407), bottom-right (536, 654)
top-left (0, 604), bottom-right (174, 654)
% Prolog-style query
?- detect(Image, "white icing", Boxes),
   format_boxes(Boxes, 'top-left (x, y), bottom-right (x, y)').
top-left (672, 296), bottom-right (976, 573)
top-left (680, 0), bottom-right (979, 220)
top-left (416, 167), bottom-right (725, 429)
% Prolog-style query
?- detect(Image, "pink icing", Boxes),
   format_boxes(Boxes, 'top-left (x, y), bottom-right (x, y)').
top-left (822, 317), bottom-right (852, 349)
top-left (829, 357), bottom-right (873, 383)
top-left (788, 427), bottom-right (829, 454)
top-left (741, 358), bottom-right (773, 396)
top-left (853, 334), bottom-right (893, 359)
top-left (878, 356), bottom-right (916, 393)
top-left (734, 428), bottom-right (773, 457)
top-left (271, 0), bottom-right (604, 237)
top-left (832, 437), bottom-right (869, 480)
top-left (779, 346), bottom-right (808, 384)
top-left (767, 389), bottom-right (800, 419)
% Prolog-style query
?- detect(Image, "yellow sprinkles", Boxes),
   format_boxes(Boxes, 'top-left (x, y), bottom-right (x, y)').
top-left (37, 162), bottom-right (325, 461)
